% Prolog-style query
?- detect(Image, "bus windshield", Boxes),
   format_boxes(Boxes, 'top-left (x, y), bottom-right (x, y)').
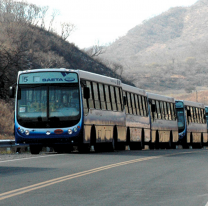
top-left (176, 109), bottom-right (185, 132)
top-left (17, 84), bottom-right (81, 128)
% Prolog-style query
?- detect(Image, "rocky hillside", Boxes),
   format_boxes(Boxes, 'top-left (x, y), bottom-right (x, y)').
top-left (100, 0), bottom-right (208, 95)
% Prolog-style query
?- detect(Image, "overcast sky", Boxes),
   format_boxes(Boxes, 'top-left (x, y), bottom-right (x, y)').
top-left (25, 0), bottom-right (198, 48)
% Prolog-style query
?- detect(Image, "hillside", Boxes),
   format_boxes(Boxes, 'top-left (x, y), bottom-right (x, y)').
top-left (0, 0), bottom-right (132, 100)
top-left (100, 0), bottom-right (208, 96)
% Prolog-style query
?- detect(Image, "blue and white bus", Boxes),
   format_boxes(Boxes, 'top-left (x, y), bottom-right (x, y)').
top-left (10, 68), bottom-right (126, 154)
top-left (175, 100), bottom-right (207, 148)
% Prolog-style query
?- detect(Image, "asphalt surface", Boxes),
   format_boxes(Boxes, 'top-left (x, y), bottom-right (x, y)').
top-left (0, 149), bottom-right (208, 206)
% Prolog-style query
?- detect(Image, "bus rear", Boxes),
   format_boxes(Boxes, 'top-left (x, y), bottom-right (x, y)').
top-left (10, 68), bottom-right (85, 154)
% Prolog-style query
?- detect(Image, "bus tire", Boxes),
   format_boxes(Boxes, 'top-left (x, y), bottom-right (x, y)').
top-left (30, 145), bottom-right (41, 155)
top-left (155, 130), bottom-right (159, 150)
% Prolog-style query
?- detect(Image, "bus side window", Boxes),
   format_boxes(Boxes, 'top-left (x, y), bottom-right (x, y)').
top-left (156, 101), bottom-right (161, 119)
top-left (115, 87), bottom-right (122, 112)
top-left (195, 107), bottom-right (199, 123)
top-left (144, 97), bottom-right (148, 117)
top-left (167, 103), bottom-right (171, 120)
top-left (160, 101), bottom-right (164, 119)
top-left (189, 107), bottom-right (193, 123)
top-left (142, 96), bottom-right (147, 116)
top-left (151, 100), bottom-right (156, 120)
top-left (99, 83), bottom-right (106, 110)
top-left (105, 85), bottom-right (111, 111)
top-left (110, 86), bottom-right (117, 111)
top-left (202, 109), bottom-right (206, 123)
top-left (86, 81), bottom-right (94, 109)
top-left (127, 92), bottom-right (132, 114)
top-left (92, 82), bottom-right (100, 110)
top-left (123, 91), bottom-right (128, 114)
top-left (135, 95), bottom-right (140, 116)
top-left (164, 102), bottom-right (168, 120)
top-left (138, 95), bottom-right (143, 116)
top-left (131, 93), bottom-right (136, 115)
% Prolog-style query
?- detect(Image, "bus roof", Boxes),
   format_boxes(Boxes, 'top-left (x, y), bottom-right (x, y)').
top-left (122, 83), bottom-right (146, 96)
top-left (147, 92), bottom-right (175, 103)
top-left (176, 100), bottom-right (205, 108)
top-left (78, 70), bottom-right (121, 87)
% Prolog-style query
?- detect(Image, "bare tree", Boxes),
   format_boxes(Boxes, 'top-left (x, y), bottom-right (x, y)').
top-left (85, 41), bottom-right (106, 57)
top-left (61, 22), bottom-right (75, 40)
top-left (48, 9), bottom-right (59, 32)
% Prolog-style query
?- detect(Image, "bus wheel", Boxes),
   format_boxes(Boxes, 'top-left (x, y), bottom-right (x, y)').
top-left (112, 127), bottom-right (117, 151)
top-left (155, 130), bottom-right (160, 150)
top-left (30, 145), bottom-right (41, 155)
top-left (78, 144), bottom-right (90, 153)
top-left (149, 143), bottom-right (154, 150)
top-left (129, 143), bottom-right (142, 150)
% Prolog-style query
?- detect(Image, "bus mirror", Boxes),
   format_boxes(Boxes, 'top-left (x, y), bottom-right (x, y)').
top-left (9, 86), bottom-right (15, 98)
top-left (84, 87), bottom-right (90, 99)
top-left (123, 96), bottom-right (127, 105)
top-left (187, 109), bottom-right (191, 117)
top-left (151, 104), bottom-right (156, 113)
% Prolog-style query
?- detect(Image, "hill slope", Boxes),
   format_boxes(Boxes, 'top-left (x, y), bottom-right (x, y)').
top-left (0, 0), bottom-right (132, 100)
top-left (100, 0), bottom-right (208, 93)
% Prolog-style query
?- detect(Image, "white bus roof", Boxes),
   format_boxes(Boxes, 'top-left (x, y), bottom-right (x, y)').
top-left (147, 92), bottom-right (175, 103)
top-left (78, 70), bottom-right (121, 87)
top-left (176, 100), bottom-right (205, 108)
top-left (122, 83), bottom-right (146, 96)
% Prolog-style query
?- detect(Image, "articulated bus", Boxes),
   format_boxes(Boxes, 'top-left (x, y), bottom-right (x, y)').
top-left (147, 93), bottom-right (178, 149)
top-left (175, 100), bottom-right (207, 148)
top-left (9, 68), bottom-right (126, 154)
top-left (10, 68), bottom-right (208, 154)
top-left (122, 83), bottom-right (150, 150)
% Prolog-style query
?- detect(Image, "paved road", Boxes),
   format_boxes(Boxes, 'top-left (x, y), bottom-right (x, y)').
top-left (0, 149), bottom-right (208, 206)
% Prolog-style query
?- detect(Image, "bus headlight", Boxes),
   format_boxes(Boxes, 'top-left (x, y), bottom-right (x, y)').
top-left (68, 129), bottom-right (73, 134)
top-left (73, 127), bottom-right (78, 132)
top-left (25, 130), bottom-right (30, 135)
top-left (20, 129), bottom-right (24, 134)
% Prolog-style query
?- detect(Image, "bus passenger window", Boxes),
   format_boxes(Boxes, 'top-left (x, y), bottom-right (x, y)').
top-left (131, 93), bottom-right (136, 115)
top-left (160, 101), bottom-right (164, 119)
top-left (167, 103), bottom-right (172, 120)
top-left (110, 86), bottom-right (117, 111)
top-left (156, 101), bottom-right (161, 119)
top-left (86, 81), bottom-right (94, 109)
top-left (105, 85), bottom-right (111, 110)
top-left (99, 84), bottom-right (106, 110)
top-left (164, 102), bottom-right (168, 120)
top-left (135, 95), bottom-right (140, 116)
top-left (195, 108), bottom-right (199, 123)
top-left (151, 100), bottom-right (157, 119)
top-left (123, 91), bottom-right (128, 114)
top-left (142, 96), bottom-right (147, 116)
top-left (127, 92), bottom-right (132, 114)
top-left (138, 95), bottom-right (143, 116)
top-left (115, 87), bottom-right (122, 112)
top-left (92, 82), bottom-right (100, 110)
top-left (202, 109), bottom-right (206, 123)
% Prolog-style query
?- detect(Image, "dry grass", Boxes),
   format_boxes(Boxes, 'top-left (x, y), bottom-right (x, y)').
top-left (0, 100), bottom-right (14, 140)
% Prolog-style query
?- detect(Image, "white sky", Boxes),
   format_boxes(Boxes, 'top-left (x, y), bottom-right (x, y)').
top-left (25, 0), bottom-right (198, 49)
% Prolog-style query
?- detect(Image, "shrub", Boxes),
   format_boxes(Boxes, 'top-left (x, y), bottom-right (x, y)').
top-left (0, 100), bottom-right (14, 136)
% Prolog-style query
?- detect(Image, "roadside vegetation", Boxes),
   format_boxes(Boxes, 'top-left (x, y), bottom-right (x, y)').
top-left (0, 100), bottom-right (14, 139)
